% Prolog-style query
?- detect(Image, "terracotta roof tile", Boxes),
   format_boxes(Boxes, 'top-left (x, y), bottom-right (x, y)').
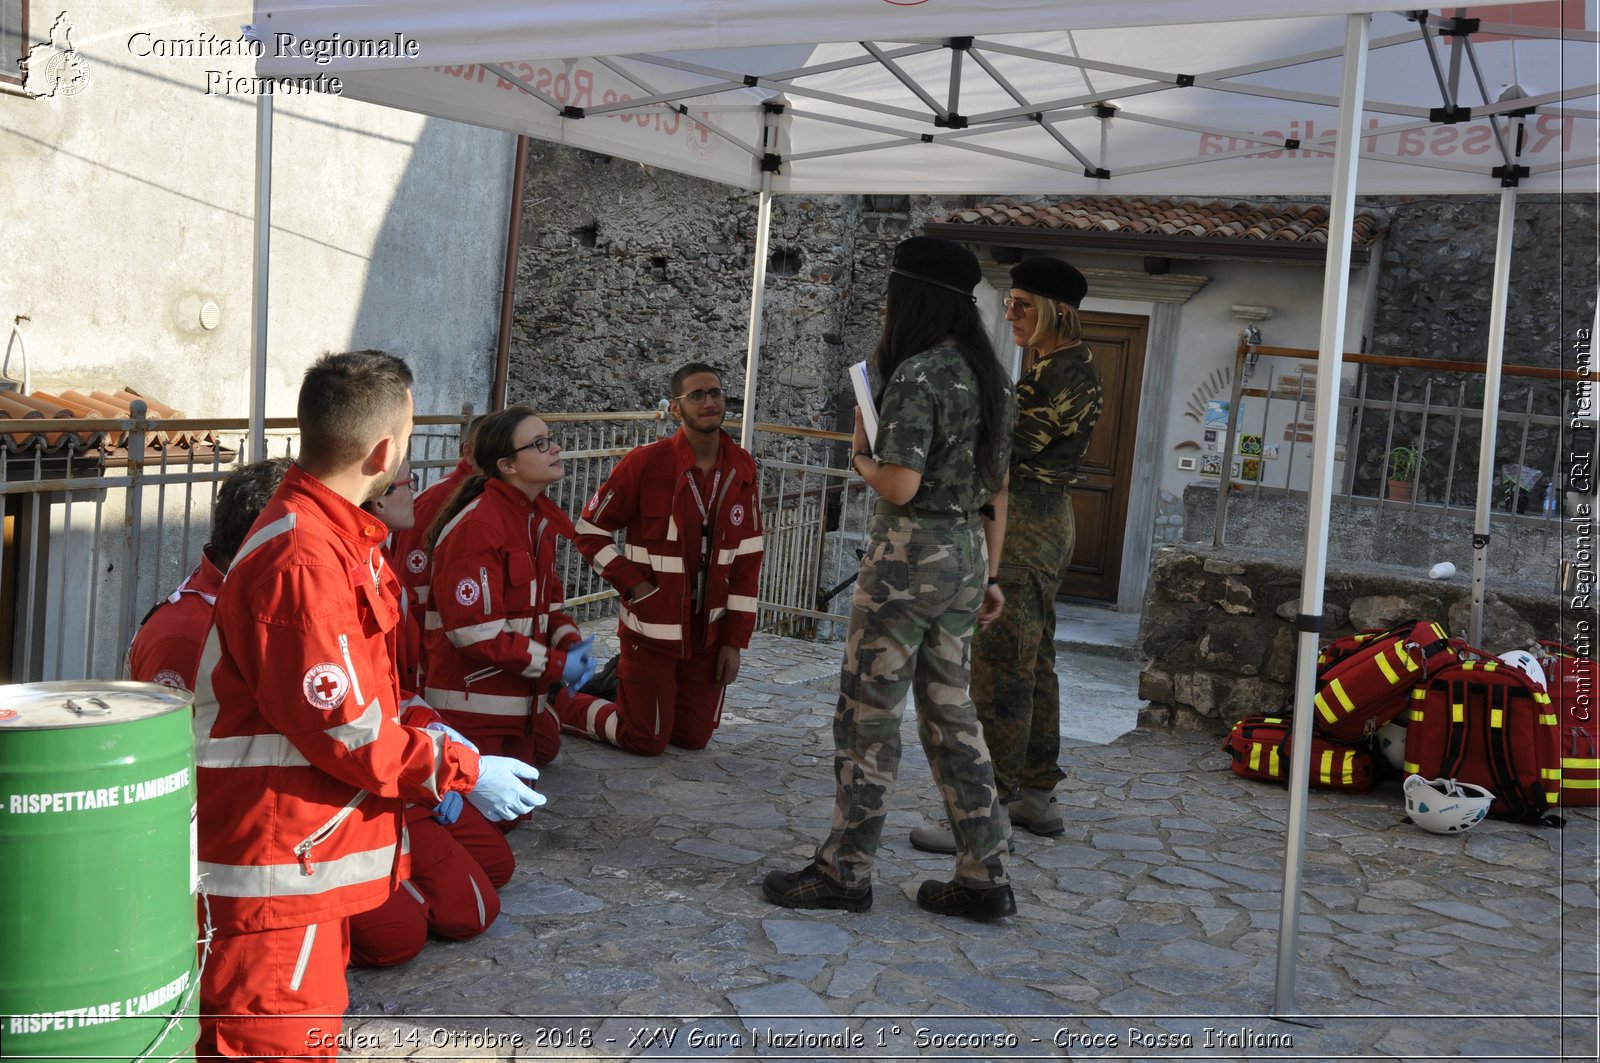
top-left (936, 196), bottom-right (1387, 249)
top-left (0, 385), bottom-right (221, 457)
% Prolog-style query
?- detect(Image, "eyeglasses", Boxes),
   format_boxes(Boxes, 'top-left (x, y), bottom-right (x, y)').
top-left (384, 472), bottom-right (419, 495)
top-left (1002, 296), bottom-right (1036, 312)
top-left (513, 433), bottom-right (560, 455)
top-left (674, 387), bottom-right (727, 404)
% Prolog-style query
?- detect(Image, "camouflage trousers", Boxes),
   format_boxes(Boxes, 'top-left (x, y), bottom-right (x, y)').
top-left (971, 486), bottom-right (1076, 802)
top-left (815, 512), bottom-right (1010, 891)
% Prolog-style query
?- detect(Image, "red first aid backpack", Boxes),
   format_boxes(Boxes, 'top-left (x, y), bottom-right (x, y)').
top-left (1312, 620), bottom-right (1456, 741)
top-left (1404, 653), bottom-right (1563, 825)
top-left (1538, 641), bottom-right (1599, 808)
top-left (1222, 714), bottom-right (1376, 793)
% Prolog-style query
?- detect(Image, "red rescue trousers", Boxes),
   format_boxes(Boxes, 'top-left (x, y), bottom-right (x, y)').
top-left (557, 638), bottom-right (723, 756)
top-left (199, 919), bottom-right (350, 1059)
top-left (348, 804), bottom-right (513, 967)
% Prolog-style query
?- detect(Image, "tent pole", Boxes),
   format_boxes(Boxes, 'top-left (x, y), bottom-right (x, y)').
top-left (1469, 187), bottom-right (1518, 645)
top-left (1272, 11), bottom-right (1369, 1017)
top-left (738, 109), bottom-right (779, 450)
top-left (249, 93), bottom-right (273, 463)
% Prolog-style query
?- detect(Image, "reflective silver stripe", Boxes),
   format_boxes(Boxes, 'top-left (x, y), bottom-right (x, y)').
top-left (518, 641), bottom-right (549, 679)
top-left (665, 515), bottom-right (679, 543)
top-left (401, 880), bottom-right (426, 905)
top-left (593, 543), bottom-right (622, 570)
top-left (232, 513), bottom-right (296, 569)
top-left (447, 619), bottom-right (510, 648)
top-left (325, 697), bottom-right (384, 753)
top-left (424, 687), bottom-right (532, 716)
top-left (716, 548), bottom-right (737, 566)
top-left (424, 610), bottom-right (443, 631)
top-left (574, 517), bottom-right (610, 537)
top-left (198, 843), bottom-right (396, 898)
top-left (624, 543), bottom-right (685, 573)
top-left (434, 499), bottom-right (481, 548)
top-left (414, 585), bottom-right (431, 605)
top-left (289, 924), bottom-right (316, 992)
top-left (618, 606), bottom-right (683, 641)
top-left (708, 606), bottom-right (727, 622)
top-left (470, 875), bottom-right (486, 928)
top-left (550, 623), bottom-right (579, 646)
top-left (727, 594), bottom-right (759, 613)
top-left (478, 567), bottom-right (492, 613)
top-left (421, 728), bottom-right (446, 802)
top-left (734, 535), bottom-right (764, 556)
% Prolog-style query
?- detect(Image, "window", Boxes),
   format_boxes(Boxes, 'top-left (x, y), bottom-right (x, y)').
top-left (1, 1), bottom-right (29, 86)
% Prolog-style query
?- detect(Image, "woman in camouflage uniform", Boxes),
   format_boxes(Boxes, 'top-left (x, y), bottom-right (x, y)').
top-left (911, 257), bottom-right (1104, 854)
top-left (764, 236), bottom-right (1018, 921)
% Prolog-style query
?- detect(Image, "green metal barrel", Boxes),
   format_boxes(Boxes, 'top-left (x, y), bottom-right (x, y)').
top-left (0, 682), bottom-right (198, 1063)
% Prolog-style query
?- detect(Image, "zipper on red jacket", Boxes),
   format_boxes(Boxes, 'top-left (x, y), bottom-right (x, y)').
top-left (294, 789), bottom-right (369, 876)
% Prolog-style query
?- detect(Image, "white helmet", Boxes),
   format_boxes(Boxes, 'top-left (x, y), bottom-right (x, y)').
top-left (1375, 722), bottom-right (1408, 772)
top-left (1403, 774), bottom-right (1494, 834)
top-left (1496, 650), bottom-right (1547, 689)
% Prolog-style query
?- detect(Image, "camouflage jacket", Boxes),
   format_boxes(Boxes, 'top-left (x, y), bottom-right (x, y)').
top-left (874, 342), bottom-right (1013, 514)
top-left (1012, 344), bottom-right (1103, 485)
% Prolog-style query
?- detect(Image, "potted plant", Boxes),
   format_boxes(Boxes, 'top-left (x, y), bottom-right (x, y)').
top-left (1385, 445), bottom-right (1421, 501)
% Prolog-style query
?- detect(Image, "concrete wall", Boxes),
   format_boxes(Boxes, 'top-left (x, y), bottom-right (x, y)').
top-left (1, 2), bottom-right (515, 419)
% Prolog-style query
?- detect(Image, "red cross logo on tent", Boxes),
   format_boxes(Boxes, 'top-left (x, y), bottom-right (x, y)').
top-left (302, 663), bottom-right (351, 710)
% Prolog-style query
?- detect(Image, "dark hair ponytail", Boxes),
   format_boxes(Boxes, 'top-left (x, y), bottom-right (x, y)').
top-left (870, 274), bottom-right (1010, 492)
top-left (423, 405), bottom-right (540, 550)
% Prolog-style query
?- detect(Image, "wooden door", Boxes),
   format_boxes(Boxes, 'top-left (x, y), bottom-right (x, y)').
top-left (1058, 312), bottom-right (1148, 602)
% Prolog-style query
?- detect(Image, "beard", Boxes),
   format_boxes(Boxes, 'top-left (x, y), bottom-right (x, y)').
top-left (364, 467), bottom-right (398, 504)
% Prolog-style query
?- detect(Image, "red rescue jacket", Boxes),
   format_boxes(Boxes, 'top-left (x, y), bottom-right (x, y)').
top-left (126, 549), bottom-right (224, 690)
top-left (393, 456), bottom-right (472, 610)
top-left (423, 479), bottom-right (582, 736)
top-left (574, 428), bottom-right (763, 655)
top-left (193, 465), bottom-right (480, 933)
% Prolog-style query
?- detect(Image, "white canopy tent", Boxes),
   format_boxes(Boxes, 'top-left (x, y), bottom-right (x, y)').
top-left (249, 0), bottom-right (1596, 1013)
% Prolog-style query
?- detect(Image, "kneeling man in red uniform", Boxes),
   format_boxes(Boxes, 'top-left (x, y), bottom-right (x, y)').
top-left (192, 351), bottom-right (543, 1058)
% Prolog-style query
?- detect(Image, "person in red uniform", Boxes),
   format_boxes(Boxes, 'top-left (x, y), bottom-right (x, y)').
top-left (422, 405), bottom-right (601, 773)
top-left (392, 413), bottom-right (486, 613)
top-left (346, 459), bottom-right (517, 968)
top-left (563, 362), bottom-right (764, 756)
top-left (192, 351), bottom-right (545, 1059)
top-left (127, 458), bottom-right (290, 690)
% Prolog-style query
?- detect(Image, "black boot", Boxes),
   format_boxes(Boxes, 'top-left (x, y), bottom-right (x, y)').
top-left (915, 879), bottom-right (1015, 920)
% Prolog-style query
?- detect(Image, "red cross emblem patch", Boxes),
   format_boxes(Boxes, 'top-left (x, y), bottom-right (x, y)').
top-left (729, 503), bottom-right (746, 527)
top-left (455, 578), bottom-right (481, 607)
top-left (302, 663), bottom-right (351, 710)
top-left (405, 549), bottom-right (428, 574)
top-left (152, 669), bottom-right (188, 690)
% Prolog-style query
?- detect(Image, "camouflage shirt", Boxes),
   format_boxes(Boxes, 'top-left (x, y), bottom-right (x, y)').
top-left (873, 342), bottom-right (1014, 514)
top-left (1011, 344), bottom-right (1103, 485)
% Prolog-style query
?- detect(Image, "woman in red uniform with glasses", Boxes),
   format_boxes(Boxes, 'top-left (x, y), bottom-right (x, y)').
top-left (422, 406), bottom-right (601, 776)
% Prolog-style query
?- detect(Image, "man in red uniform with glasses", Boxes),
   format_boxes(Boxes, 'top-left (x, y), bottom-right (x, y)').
top-left (564, 362), bottom-right (764, 756)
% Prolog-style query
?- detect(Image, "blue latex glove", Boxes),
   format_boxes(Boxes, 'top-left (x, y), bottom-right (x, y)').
top-left (561, 635), bottom-right (597, 689)
top-left (431, 789), bottom-right (463, 825)
top-left (426, 721), bottom-right (479, 753)
top-left (466, 755), bottom-right (546, 822)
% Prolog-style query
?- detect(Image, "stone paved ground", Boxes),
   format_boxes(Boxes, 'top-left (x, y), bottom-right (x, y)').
top-left (343, 628), bottom-right (1599, 1063)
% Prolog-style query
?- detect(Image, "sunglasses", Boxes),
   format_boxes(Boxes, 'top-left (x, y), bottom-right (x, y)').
top-left (513, 433), bottom-right (560, 455)
top-left (384, 471), bottom-right (419, 495)
top-left (674, 387), bottom-right (727, 404)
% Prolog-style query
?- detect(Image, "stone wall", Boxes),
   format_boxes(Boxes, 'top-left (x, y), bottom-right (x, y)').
top-left (1136, 544), bottom-right (1572, 734)
top-left (508, 143), bottom-right (964, 427)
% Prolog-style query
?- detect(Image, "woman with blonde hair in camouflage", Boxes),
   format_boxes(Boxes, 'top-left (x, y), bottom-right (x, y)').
top-left (910, 256), bottom-right (1103, 855)
top-left (764, 236), bottom-right (1018, 921)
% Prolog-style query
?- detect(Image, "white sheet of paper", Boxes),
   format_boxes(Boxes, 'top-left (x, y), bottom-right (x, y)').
top-left (850, 360), bottom-right (878, 448)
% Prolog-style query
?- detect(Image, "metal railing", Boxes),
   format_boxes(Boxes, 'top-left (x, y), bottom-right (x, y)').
top-left (0, 406), bottom-right (860, 684)
top-left (1210, 341), bottom-right (1580, 544)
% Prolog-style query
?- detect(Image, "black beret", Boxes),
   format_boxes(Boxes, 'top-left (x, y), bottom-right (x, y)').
top-left (1010, 256), bottom-right (1088, 308)
top-left (891, 236), bottom-right (982, 299)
